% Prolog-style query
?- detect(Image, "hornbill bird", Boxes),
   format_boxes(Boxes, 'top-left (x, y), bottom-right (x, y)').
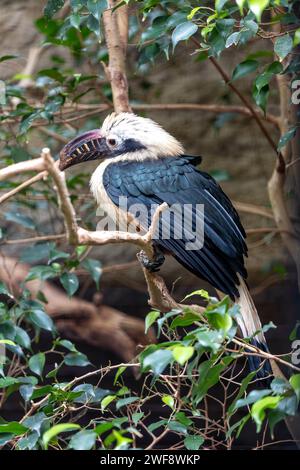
top-left (59, 112), bottom-right (271, 379)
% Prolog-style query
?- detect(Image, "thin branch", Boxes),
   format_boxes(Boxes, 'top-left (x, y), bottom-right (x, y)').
top-left (41, 148), bottom-right (79, 245)
top-left (0, 157), bottom-right (45, 182)
top-left (0, 171), bottom-right (47, 204)
top-left (2, 234), bottom-right (66, 245)
top-left (233, 200), bottom-right (274, 220)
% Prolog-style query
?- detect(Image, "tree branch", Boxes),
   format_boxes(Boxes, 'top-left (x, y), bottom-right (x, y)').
top-left (102, 1), bottom-right (132, 113)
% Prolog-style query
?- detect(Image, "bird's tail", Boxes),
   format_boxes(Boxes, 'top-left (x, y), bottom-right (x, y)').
top-left (235, 275), bottom-right (272, 382)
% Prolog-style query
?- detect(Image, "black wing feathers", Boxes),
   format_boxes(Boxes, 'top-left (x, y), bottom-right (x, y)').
top-left (103, 155), bottom-right (247, 298)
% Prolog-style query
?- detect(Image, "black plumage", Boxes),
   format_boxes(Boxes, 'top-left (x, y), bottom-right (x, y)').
top-left (103, 155), bottom-right (248, 299)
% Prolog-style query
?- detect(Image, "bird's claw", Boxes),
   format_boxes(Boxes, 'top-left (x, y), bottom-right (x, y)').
top-left (137, 249), bottom-right (165, 273)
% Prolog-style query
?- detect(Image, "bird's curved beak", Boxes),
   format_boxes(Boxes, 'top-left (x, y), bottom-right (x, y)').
top-left (59, 129), bottom-right (109, 171)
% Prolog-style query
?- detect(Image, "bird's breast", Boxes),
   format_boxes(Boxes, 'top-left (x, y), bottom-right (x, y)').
top-left (90, 160), bottom-right (143, 233)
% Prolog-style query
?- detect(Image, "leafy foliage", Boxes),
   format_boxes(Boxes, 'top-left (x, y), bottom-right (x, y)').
top-left (0, 280), bottom-right (298, 449)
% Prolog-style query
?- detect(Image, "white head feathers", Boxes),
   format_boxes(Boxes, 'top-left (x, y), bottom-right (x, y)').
top-left (101, 112), bottom-right (184, 159)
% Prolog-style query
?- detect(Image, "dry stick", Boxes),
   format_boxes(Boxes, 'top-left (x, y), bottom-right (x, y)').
top-left (39, 127), bottom-right (69, 144)
top-left (0, 157), bottom-right (45, 182)
top-left (0, 171), bottom-right (47, 204)
top-left (42, 148), bottom-right (79, 245)
top-left (232, 200), bottom-right (274, 220)
top-left (132, 103), bottom-right (280, 128)
top-left (1, 103), bottom-right (279, 128)
top-left (3, 234), bottom-right (66, 245)
top-left (59, 102), bottom-right (279, 127)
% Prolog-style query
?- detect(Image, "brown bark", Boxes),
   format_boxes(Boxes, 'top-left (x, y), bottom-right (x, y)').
top-left (102, 1), bottom-right (132, 114)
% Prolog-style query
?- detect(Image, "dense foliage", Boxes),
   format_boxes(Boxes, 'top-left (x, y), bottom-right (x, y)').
top-left (1, 283), bottom-right (299, 449)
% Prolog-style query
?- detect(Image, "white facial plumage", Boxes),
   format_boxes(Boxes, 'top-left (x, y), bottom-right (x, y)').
top-left (101, 112), bottom-right (184, 160)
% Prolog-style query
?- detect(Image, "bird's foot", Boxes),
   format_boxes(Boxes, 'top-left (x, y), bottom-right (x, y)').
top-left (137, 247), bottom-right (165, 273)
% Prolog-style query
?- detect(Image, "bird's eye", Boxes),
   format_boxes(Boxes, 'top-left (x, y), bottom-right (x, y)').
top-left (108, 138), bottom-right (117, 147)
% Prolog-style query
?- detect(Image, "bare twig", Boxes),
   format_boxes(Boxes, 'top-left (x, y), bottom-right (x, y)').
top-left (41, 148), bottom-right (79, 245)
top-left (0, 171), bottom-right (48, 204)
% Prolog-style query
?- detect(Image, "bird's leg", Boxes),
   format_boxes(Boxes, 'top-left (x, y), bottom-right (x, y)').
top-left (137, 244), bottom-right (165, 273)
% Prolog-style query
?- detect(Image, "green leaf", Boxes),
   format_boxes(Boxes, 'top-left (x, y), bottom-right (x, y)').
top-left (26, 265), bottom-right (56, 282)
top-left (29, 353), bottom-right (45, 377)
top-left (70, 13), bottom-right (82, 29)
top-left (271, 378), bottom-right (291, 395)
top-left (226, 415), bottom-right (250, 439)
top-left (23, 412), bottom-right (48, 435)
top-left (172, 22), bottom-right (198, 50)
top-left (172, 346), bottom-right (194, 365)
top-left (17, 431), bottom-right (39, 450)
top-left (216, 0), bottom-right (229, 13)
top-left (0, 55), bottom-right (18, 63)
top-left (184, 434), bottom-right (204, 450)
top-left (278, 127), bottom-right (297, 150)
top-left (60, 272), bottom-right (79, 296)
top-left (28, 310), bottom-right (54, 332)
top-left (94, 421), bottom-right (114, 435)
top-left (0, 422), bottom-right (28, 436)
top-left (162, 394), bottom-right (175, 409)
top-left (82, 259), bottom-right (102, 289)
top-left (253, 83), bottom-right (269, 113)
top-left (182, 289), bottom-right (210, 301)
top-left (37, 68), bottom-right (65, 83)
top-left (132, 412), bottom-right (144, 425)
top-left (20, 384), bottom-right (34, 402)
top-left (294, 28), bottom-right (300, 46)
top-left (69, 430), bottom-right (96, 450)
top-left (42, 423), bottom-right (80, 449)
top-left (251, 396), bottom-right (282, 432)
top-left (0, 377), bottom-right (20, 388)
top-left (234, 389), bottom-right (271, 409)
top-left (170, 310), bottom-right (200, 329)
top-left (87, 0), bottom-right (107, 20)
top-left (225, 32), bottom-right (241, 48)
top-left (187, 7), bottom-right (200, 20)
top-left (175, 411), bottom-right (193, 427)
top-left (116, 396), bottom-right (139, 410)
top-left (142, 349), bottom-right (173, 375)
top-left (19, 111), bottom-right (42, 134)
top-left (193, 358), bottom-right (234, 404)
top-left (235, 0), bottom-right (246, 14)
top-left (228, 371), bottom-right (256, 414)
top-left (86, 14), bottom-right (100, 35)
top-left (167, 420), bottom-right (188, 435)
top-left (64, 352), bottom-right (90, 367)
top-left (232, 59), bottom-right (259, 81)
top-left (44, 0), bottom-right (65, 18)
top-left (0, 339), bottom-right (16, 346)
top-left (205, 297), bottom-right (233, 332)
top-left (101, 394), bottom-right (116, 411)
top-left (274, 34), bottom-right (293, 61)
top-left (248, 0), bottom-right (269, 22)
top-left (145, 310), bottom-right (160, 334)
top-left (114, 366), bottom-right (126, 385)
top-left (289, 374), bottom-right (300, 401)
